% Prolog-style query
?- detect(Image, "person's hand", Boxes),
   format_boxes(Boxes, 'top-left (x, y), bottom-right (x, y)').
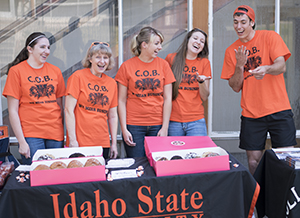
top-left (249, 66), bottom-right (267, 80)
top-left (19, 141), bottom-right (30, 159)
top-left (157, 127), bottom-right (168, 136)
top-left (123, 130), bottom-right (136, 146)
top-left (109, 144), bottom-right (118, 159)
top-left (234, 45), bottom-right (248, 68)
top-left (196, 73), bottom-right (211, 83)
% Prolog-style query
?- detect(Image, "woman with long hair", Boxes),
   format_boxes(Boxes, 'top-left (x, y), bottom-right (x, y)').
top-left (3, 32), bottom-right (66, 164)
top-left (165, 28), bottom-right (212, 136)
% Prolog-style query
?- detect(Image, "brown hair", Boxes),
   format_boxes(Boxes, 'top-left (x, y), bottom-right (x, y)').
top-left (171, 28), bottom-right (208, 100)
top-left (7, 32), bottom-right (47, 74)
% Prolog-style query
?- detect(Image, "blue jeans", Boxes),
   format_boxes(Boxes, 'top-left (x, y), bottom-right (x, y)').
top-left (168, 118), bottom-right (207, 136)
top-left (124, 125), bottom-right (162, 158)
top-left (21, 138), bottom-right (64, 165)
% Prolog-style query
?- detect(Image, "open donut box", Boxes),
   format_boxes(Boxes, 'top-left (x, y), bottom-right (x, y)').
top-left (144, 136), bottom-right (230, 177)
top-left (30, 146), bottom-right (106, 186)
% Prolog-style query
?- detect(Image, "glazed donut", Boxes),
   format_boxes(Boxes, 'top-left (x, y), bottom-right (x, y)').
top-left (84, 158), bottom-right (102, 167)
top-left (67, 160), bottom-right (83, 168)
top-left (34, 164), bottom-right (50, 171)
top-left (202, 151), bottom-right (220, 158)
top-left (50, 161), bottom-right (67, 169)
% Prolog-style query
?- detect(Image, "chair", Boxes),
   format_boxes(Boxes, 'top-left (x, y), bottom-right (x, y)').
top-left (0, 126), bottom-right (20, 167)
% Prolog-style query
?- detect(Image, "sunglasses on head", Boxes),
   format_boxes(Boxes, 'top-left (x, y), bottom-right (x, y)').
top-left (90, 41), bottom-right (110, 49)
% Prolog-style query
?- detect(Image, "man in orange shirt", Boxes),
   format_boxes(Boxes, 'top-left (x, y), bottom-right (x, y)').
top-left (221, 5), bottom-right (296, 175)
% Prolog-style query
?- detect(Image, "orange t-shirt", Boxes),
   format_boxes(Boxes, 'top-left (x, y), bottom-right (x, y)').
top-left (3, 61), bottom-right (66, 141)
top-left (221, 30), bottom-right (291, 118)
top-left (66, 68), bottom-right (118, 148)
top-left (115, 56), bottom-right (176, 125)
top-left (165, 53), bottom-right (212, 122)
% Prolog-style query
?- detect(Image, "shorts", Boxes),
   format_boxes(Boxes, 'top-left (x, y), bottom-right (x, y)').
top-left (239, 110), bottom-right (297, 150)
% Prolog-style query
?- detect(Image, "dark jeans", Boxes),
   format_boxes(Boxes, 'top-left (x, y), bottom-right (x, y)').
top-left (124, 124), bottom-right (162, 158)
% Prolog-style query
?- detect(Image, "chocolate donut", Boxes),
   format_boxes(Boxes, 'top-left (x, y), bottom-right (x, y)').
top-left (84, 158), bottom-right (102, 167)
top-left (50, 161), bottom-right (67, 169)
top-left (171, 155), bottom-right (183, 160)
top-left (69, 153), bottom-right (85, 158)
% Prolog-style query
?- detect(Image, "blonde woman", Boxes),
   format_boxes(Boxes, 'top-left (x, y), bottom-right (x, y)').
top-left (115, 27), bottom-right (175, 157)
top-left (65, 42), bottom-right (118, 159)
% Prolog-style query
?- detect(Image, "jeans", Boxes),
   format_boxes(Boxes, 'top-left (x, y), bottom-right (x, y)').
top-left (124, 125), bottom-right (162, 158)
top-left (21, 138), bottom-right (64, 165)
top-left (168, 118), bottom-right (207, 136)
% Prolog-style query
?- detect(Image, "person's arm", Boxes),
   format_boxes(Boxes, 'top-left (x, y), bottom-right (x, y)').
top-left (108, 107), bottom-right (118, 158)
top-left (157, 83), bottom-right (172, 136)
top-left (7, 96), bottom-right (30, 158)
top-left (197, 73), bottom-right (211, 101)
top-left (56, 97), bottom-right (64, 124)
top-left (228, 45), bottom-right (248, 92)
top-left (117, 83), bottom-right (136, 146)
top-left (64, 94), bottom-right (79, 147)
top-left (249, 56), bottom-right (286, 80)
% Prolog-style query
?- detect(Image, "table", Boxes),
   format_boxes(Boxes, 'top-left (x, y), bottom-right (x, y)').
top-left (0, 156), bottom-right (259, 218)
top-left (254, 149), bottom-right (300, 218)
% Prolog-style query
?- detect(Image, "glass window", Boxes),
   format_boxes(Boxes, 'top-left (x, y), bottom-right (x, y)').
top-left (280, 0), bottom-right (300, 129)
top-left (212, 0), bottom-right (300, 135)
top-left (122, 0), bottom-right (187, 62)
top-left (0, 0), bottom-right (10, 12)
top-left (0, 0), bottom-right (187, 139)
top-left (1, 0), bottom-right (118, 137)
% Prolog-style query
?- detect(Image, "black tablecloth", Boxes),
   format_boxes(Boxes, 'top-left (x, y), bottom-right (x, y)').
top-left (254, 149), bottom-right (300, 218)
top-left (0, 156), bottom-right (259, 218)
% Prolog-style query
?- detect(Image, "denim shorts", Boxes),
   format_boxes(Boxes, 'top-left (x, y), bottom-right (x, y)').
top-left (239, 110), bottom-right (297, 150)
top-left (124, 124), bottom-right (162, 158)
top-left (168, 118), bottom-right (207, 136)
top-left (21, 138), bottom-right (64, 165)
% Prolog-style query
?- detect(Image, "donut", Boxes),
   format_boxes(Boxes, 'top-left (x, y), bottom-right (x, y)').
top-left (84, 158), bottom-right (102, 167)
top-left (34, 164), bottom-right (50, 171)
top-left (69, 153), bottom-right (85, 158)
top-left (156, 157), bottom-right (168, 161)
top-left (67, 160), bottom-right (83, 168)
top-left (50, 161), bottom-right (67, 169)
top-left (185, 152), bottom-right (201, 159)
top-left (202, 151), bottom-right (220, 158)
top-left (37, 154), bottom-right (55, 160)
top-left (170, 155), bottom-right (183, 160)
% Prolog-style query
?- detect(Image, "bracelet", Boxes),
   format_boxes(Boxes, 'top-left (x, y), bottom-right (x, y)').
top-left (198, 80), bottom-right (204, 84)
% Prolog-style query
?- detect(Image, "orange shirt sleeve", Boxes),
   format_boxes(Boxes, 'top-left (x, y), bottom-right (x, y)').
top-left (3, 67), bottom-right (22, 99)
